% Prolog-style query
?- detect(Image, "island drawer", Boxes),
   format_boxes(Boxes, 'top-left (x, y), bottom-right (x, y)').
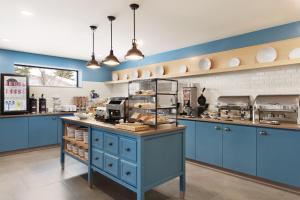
top-left (104, 153), bottom-right (119, 177)
top-left (92, 149), bottom-right (104, 169)
top-left (120, 137), bottom-right (137, 162)
top-left (120, 160), bottom-right (137, 187)
top-left (92, 130), bottom-right (104, 149)
top-left (104, 133), bottom-right (119, 155)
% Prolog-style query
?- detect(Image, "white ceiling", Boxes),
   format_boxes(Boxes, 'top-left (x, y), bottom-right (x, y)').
top-left (0, 0), bottom-right (300, 62)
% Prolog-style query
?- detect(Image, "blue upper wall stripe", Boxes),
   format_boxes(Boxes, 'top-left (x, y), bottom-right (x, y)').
top-left (0, 49), bottom-right (111, 82)
top-left (114, 21), bottom-right (300, 71)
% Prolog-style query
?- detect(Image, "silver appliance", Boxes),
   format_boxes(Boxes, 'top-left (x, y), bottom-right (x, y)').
top-left (253, 95), bottom-right (300, 125)
top-left (217, 96), bottom-right (252, 121)
top-left (182, 87), bottom-right (197, 116)
top-left (106, 97), bottom-right (128, 123)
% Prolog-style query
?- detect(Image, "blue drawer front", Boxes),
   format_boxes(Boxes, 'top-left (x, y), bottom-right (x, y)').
top-left (120, 160), bottom-right (137, 187)
top-left (120, 137), bottom-right (137, 162)
top-left (92, 149), bottom-right (104, 169)
top-left (104, 133), bottom-right (119, 155)
top-left (92, 130), bottom-right (104, 149)
top-left (104, 153), bottom-right (119, 177)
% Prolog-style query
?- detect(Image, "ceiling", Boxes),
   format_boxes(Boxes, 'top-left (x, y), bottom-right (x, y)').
top-left (0, 0), bottom-right (299, 62)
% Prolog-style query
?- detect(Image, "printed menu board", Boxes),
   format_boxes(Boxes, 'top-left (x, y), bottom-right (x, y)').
top-left (1, 74), bottom-right (28, 113)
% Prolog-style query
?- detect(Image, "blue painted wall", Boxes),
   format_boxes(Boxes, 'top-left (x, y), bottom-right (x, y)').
top-left (114, 21), bottom-right (300, 71)
top-left (0, 49), bottom-right (111, 82)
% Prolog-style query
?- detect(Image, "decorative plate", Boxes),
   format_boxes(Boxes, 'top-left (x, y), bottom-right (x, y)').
top-left (155, 65), bottom-right (164, 76)
top-left (112, 73), bottom-right (118, 81)
top-left (228, 57), bottom-right (240, 67)
top-left (289, 48), bottom-right (300, 60)
top-left (256, 47), bottom-right (277, 63)
top-left (142, 70), bottom-right (151, 78)
top-left (122, 74), bottom-right (128, 80)
top-left (179, 65), bottom-right (188, 73)
top-left (199, 57), bottom-right (212, 70)
top-left (131, 70), bottom-right (139, 79)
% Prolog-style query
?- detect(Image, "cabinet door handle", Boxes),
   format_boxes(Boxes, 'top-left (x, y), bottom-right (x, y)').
top-left (126, 148), bottom-right (131, 152)
top-left (109, 142), bottom-right (113, 146)
top-left (126, 171), bottom-right (131, 176)
top-left (215, 126), bottom-right (221, 130)
top-left (224, 127), bottom-right (231, 132)
top-left (95, 157), bottom-right (99, 160)
top-left (108, 163), bottom-right (113, 167)
top-left (95, 138), bottom-right (99, 142)
top-left (259, 131), bottom-right (268, 136)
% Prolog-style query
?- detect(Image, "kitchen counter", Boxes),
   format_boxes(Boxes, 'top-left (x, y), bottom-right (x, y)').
top-left (0, 112), bottom-right (75, 119)
top-left (61, 116), bottom-right (185, 136)
top-left (178, 116), bottom-right (300, 131)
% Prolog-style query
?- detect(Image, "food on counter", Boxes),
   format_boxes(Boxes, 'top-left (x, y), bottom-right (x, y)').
top-left (134, 102), bottom-right (155, 109)
top-left (131, 112), bottom-right (142, 120)
top-left (135, 90), bottom-right (155, 95)
top-left (115, 122), bottom-right (150, 132)
top-left (146, 115), bottom-right (168, 124)
top-left (139, 114), bottom-right (153, 122)
top-left (131, 112), bottom-right (169, 124)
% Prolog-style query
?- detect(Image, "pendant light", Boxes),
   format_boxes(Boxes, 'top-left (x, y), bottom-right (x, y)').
top-left (125, 3), bottom-right (144, 60)
top-left (86, 25), bottom-right (101, 69)
top-left (103, 16), bottom-right (120, 66)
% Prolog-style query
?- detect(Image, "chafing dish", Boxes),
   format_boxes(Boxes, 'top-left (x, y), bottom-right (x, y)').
top-left (253, 95), bottom-right (300, 125)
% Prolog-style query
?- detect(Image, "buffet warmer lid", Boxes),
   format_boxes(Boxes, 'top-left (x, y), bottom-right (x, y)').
top-left (217, 96), bottom-right (251, 109)
top-left (254, 95), bottom-right (300, 112)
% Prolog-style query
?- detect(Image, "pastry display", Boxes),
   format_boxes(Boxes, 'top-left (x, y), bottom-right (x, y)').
top-left (134, 102), bottom-right (155, 109)
top-left (135, 90), bottom-right (155, 95)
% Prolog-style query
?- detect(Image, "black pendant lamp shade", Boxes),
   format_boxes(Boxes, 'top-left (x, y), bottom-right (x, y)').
top-left (103, 16), bottom-right (120, 66)
top-left (125, 3), bottom-right (144, 60)
top-left (87, 25), bottom-right (101, 69)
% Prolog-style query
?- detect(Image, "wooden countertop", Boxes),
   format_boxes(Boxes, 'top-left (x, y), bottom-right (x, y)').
top-left (61, 116), bottom-right (186, 137)
top-left (0, 112), bottom-right (75, 119)
top-left (178, 116), bottom-right (300, 131)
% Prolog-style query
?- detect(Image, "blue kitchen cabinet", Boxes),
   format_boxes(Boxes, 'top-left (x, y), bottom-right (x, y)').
top-left (178, 120), bottom-right (196, 160)
top-left (28, 116), bottom-right (58, 147)
top-left (196, 121), bottom-right (223, 166)
top-left (257, 128), bottom-right (300, 187)
top-left (0, 117), bottom-right (29, 152)
top-left (222, 125), bottom-right (257, 175)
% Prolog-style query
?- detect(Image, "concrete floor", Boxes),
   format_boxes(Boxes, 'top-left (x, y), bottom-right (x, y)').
top-left (0, 147), bottom-right (299, 200)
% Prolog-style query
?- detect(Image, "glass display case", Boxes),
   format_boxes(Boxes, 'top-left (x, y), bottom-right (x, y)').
top-left (128, 78), bottom-right (178, 128)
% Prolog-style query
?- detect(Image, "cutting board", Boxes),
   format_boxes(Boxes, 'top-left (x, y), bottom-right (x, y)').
top-left (115, 123), bottom-right (150, 132)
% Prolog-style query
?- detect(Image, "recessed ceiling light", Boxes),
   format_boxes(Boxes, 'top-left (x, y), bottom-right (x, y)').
top-left (21, 10), bottom-right (34, 16)
top-left (2, 38), bottom-right (10, 42)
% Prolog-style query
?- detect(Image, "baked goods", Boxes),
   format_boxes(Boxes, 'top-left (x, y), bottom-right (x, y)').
top-left (135, 90), bottom-right (155, 95)
top-left (134, 102), bottom-right (155, 109)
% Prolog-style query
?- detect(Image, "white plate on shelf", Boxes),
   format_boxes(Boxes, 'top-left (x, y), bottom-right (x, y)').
top-left (228, 57), bottom-right (240, 67)
top-left (256, 47), bottom-right (277, 63)
top-left (155, 65), bottom-right (164, 76)
top-left (112, 73), bottom-right (118, 81)
top-left (122, 74), bottom-right (128, 80)
top-left (179, 65), bottom-right (187, 74)
top-left (199, 57), bottom-right (211, 70)
top-left (131, 70), bottom-right (139, 79)
top-left (142, 70), bottom-right (151, 78)
top-left (289, 48), bottom-right (300, 60)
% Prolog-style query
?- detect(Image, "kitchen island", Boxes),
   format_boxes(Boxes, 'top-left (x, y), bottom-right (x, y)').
top-left (60, 116), bottom-right (186, 200)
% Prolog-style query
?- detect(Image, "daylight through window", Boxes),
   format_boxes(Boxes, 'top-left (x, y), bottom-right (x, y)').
top-left (14, 64), bottom-right (78, 87)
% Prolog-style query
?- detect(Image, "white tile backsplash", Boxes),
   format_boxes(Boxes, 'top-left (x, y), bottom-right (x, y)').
top-left (110, 64), bottom-right (300, 111)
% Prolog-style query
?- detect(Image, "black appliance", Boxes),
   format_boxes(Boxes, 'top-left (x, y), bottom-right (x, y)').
top-left (0, 73), bottom-right (29, 115)
top-left (39, 94), bottom-right (47, 113)
top-left (29, 94), bottom-right (37, 113)
top-left (197, 88), bottom-right (209, 116)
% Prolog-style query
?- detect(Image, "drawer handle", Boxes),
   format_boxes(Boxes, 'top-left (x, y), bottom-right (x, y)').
top-left (108, 163), bottom-right (113, 167)
top-left (259, 131), bottom-right (268, 136)
top-left (126, 171), bottom-right (131, 176)
top-left (215, 126), bottom-right (221, 130)
top-left (109, 142), bottom-right (113, 146)
top-left (95, 157), bottom-right (99, 160)
top-left (224, 127), bottom-right (231, 132)
top-left (126, 148), bottom-right (131, 152)
top-left (95, 138), bottom-right (99, 142)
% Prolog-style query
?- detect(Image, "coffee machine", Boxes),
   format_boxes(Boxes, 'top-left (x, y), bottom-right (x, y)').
top-left (29, 94), bottom-right (37, 113)
top-left (39, 94), bottom-right (47, 113)
top-left (105, 97), bottom-right (128, 123)
top-left (182, 87), bottom-right (197, 116)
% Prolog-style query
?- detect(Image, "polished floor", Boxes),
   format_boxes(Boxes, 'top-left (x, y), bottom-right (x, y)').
top-left (0, 147), bottom-right (299, 200)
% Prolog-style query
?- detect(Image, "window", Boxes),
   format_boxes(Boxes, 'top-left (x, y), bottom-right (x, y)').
top-left (14, 64), bottom-right (78, 87)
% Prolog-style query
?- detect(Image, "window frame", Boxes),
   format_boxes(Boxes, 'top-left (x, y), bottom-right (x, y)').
top-left (14, 63), bottom-right (80, 88)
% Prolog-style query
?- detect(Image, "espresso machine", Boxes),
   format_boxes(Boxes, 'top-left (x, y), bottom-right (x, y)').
top-left (182, 87), bottom-right (197, 116)
top-left (105, 97), bottom-right (128, 123)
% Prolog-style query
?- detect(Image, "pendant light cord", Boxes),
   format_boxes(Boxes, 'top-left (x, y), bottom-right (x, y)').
top-left (110, 20), bottom-right (113, 50)
top-left (133, 8), bottom-right (136, 42)
top-left (92, 29), bottom-right (95, 56)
